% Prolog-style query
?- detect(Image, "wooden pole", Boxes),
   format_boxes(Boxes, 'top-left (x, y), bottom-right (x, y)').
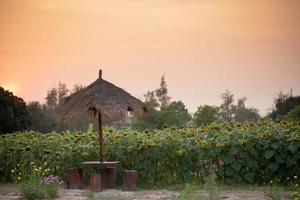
top-left (98, 110), bottom-right (104, 162)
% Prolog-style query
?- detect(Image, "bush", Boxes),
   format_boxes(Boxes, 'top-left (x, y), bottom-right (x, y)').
top-left (1, 120), bottom-right (299, 185)
top-left (44, 183), bottom-right (59, 199)
top-left (20, 181), bottom-right (44, 200)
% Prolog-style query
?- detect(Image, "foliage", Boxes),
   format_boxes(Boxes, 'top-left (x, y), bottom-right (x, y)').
top-left (0, 87), bottom-right (30, 134)
top-left (44, 183), bottom-right (59, 199)
top-left (179, 183), bottom-right (199, 200)
top-left (158, 101), bottom-right (191, 128)
top-left (269, 92), bottom-right (300, 121)
top-left (20, 181), bottom-right (45, 200)
top-left (233, 97), bottom-right (260, 122)
top-left (1, 120), bottom-right (299, 186)
top-left (197, 160), bottom-right (222, 199)
top-left (19, 169), bottom-right (45, 200)
top-left (132, 76), bottom-right (191, 130)
top-left (155, 75), bottom-right (171, 109)
top-left (268, 178), bottom-right (283, 200)
top-left (203, 173), bottom-right (219, 200)
top-left (219, 90), bottom-right (235, 122)
top-left (219, 90), bottom-right (260, 122)
top-left (132, 101), bottom-right (191, 130)
top-left (287, 106), bottom-right (300, 122)
top-left (27, 102), bottom-right (57, 133)
top-left (193, 105), bottom-right (219, 126)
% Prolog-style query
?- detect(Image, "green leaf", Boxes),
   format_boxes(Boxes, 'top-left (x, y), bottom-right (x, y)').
top-left (223, 155), bottom-right (234, 164)
top-left (243, 173), bottom-right (254, 183)
top-left (264, 149), bottom-right (275, 159)
top-left (271, 143), bottom-right (280, 149)
top-left (247, 159), bottom-right (258, 168)
top-left (229, 148), bottom-right (239, 155)
top-left (232, 161), bottom-right (242, 172)
top-left (268, 162), bottom-right (279, 172)
top-left (288, 143), bottom-right (298, 153)
top-left (225, 167), bottom-right (235, 176)
top-left (275, 155), bottom-right (285, 164)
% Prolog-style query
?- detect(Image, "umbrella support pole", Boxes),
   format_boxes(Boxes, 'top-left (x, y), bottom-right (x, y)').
top-left (98, 110), bottom-right (104, 162)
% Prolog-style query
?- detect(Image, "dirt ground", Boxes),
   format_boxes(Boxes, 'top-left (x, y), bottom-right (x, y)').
top-left (0, 184), bottom-right (291, 200)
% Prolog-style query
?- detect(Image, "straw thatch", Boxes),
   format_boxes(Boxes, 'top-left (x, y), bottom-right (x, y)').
top-left (57, 71), bottom-right (147, 121)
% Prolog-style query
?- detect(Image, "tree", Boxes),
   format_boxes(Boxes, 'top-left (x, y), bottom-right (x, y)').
top-left (131, 91), bottom-right (160, 130)
top-left (155, 75), bottom-right (171, 109)
top-left (233, 97), bottom-right (260, 122)
top-left (71, 84), bottom-right (85, 94)
top-left (58, 82), bottom-right (69, 104)
top-left (45, 88), bottom-right (58, 109)
top-left (131, 76), bottom-right (191, 130)
top-left (286, 105), bottom-right (300, 121)
top-left (158, 101), bottom-right (191, 128)
top-left (219, 90), bottom-right (260, 122)
top-left (269, 92), bottom-right (300, 121)
top-left (144, 91), bottom-right (160, 110)
top-left (27, 101), bottom-right (57, 132)
top-left (0, 87), bottom-right (30, 134)
top-left (193, 105), bottom-right (219, 126)
top-left (219, 90), bottom-right (235, 122)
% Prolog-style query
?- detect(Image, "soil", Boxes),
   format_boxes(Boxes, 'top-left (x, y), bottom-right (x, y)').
top-left (0, 185), bottom-right (291, 200)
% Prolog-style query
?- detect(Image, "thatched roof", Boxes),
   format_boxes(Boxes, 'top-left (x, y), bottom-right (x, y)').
top-left (57, 70), bottom-right (147, 121)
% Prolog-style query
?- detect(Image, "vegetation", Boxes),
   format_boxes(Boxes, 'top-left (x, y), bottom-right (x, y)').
top-left (218, 90), bottom-right (260, 123)
top-left (132, 76), bottom-right (191, 130)
top-left (269, 91), bottom-right (300, 121)
top-left (0, 87), bottom-right (30, 134)
top-left (1, 120), bottom-right (299, 187)
top-left (193, 105), bottom-right (219, 126)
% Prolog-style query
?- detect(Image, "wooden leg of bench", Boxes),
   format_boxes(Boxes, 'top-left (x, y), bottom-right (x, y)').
top-left (102, 167), bottom-right (117, 188)
top-left (90, 173), bottom-right (102, 192)
top-left (123, 170), bottom-right (137, 191)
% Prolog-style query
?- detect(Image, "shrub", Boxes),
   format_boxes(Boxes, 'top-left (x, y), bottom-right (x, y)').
top-left (44, 183), bottom-right (59, 199)
top-left (20, 181), bottom-right (44, 200)
top-left (1, 120), bottom-right (299, 185)
top-left (42, 175), bottom-right (63, 199)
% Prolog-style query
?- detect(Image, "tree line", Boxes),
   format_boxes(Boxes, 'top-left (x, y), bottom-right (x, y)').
top-left (0, 76), bottom-right (299, 134)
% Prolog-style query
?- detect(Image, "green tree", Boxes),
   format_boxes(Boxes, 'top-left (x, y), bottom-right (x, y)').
top-left (233, 97), bottom-right (260, 122)
top-left (27, 101), bottom-right (57, 132)
top-left (269, 92), bottom-right (300, 120)
top-left (131, 91), bottom-right (160, 130)
top-left (45, 88), bottom-right (58, 109)
top-left (219, 90), bottom-right (235, 122)
top-left (193, 105), bottom-right (219, 126)
top-left (57, 82), bottom-right (69, 104)
top-left (144, 91), bottom-right (160, 110)
top-left (0, 87), bottom-right (30, 134)
top-left (219, 90), bottom-right (260, 122)
top-left (71, 84), bottom-right (85, 94)
top-left (286, 105), bottom-right (300, 121)
top-left (158, 101), bottom-right (191, 128)
top-left (131, 76), bottom-right (191, 130)
top-left (155, 75), bottom-right (171, 109)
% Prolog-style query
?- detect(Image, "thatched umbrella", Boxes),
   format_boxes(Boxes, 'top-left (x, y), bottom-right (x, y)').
top-left (57, 69), bottom-right (147, 162)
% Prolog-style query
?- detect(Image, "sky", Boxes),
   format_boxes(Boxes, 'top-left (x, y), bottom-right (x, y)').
top-left (0, 0), bottom-right (300, 115)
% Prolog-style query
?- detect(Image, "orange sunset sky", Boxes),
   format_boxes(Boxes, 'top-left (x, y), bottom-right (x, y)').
top-left (0, 0), bottom-right (300, 115)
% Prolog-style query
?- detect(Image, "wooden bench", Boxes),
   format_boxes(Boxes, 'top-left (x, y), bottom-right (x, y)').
top-left (81, 161), bottom-right (120, 191)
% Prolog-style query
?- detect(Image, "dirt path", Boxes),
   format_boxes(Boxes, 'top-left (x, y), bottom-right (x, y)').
top-left (0, 186), bottom-right (291, 200)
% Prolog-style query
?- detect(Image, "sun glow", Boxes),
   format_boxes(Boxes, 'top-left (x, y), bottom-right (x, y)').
top-left (3, 83), bottom-right (19, 94)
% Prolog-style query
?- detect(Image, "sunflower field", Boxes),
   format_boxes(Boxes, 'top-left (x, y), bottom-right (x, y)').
top-left (0, 119), bottom-right (299, 185)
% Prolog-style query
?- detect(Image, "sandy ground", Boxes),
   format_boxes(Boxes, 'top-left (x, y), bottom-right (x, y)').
top-left (0, 185), bottom-right (291, 200)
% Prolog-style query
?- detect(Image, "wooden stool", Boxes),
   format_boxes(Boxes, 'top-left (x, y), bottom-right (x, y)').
top-left (123, 170), bottom-right (137, 191)
top-left (66, 168), bottom-right (83, 189)
top-left (90, 173), bottom-right (102, 192)
top-left (101, 167), bottom-right (117, 188)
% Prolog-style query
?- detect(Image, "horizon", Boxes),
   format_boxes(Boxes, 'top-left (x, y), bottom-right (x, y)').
top-left (1, 0), bottom-right (300, 115)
